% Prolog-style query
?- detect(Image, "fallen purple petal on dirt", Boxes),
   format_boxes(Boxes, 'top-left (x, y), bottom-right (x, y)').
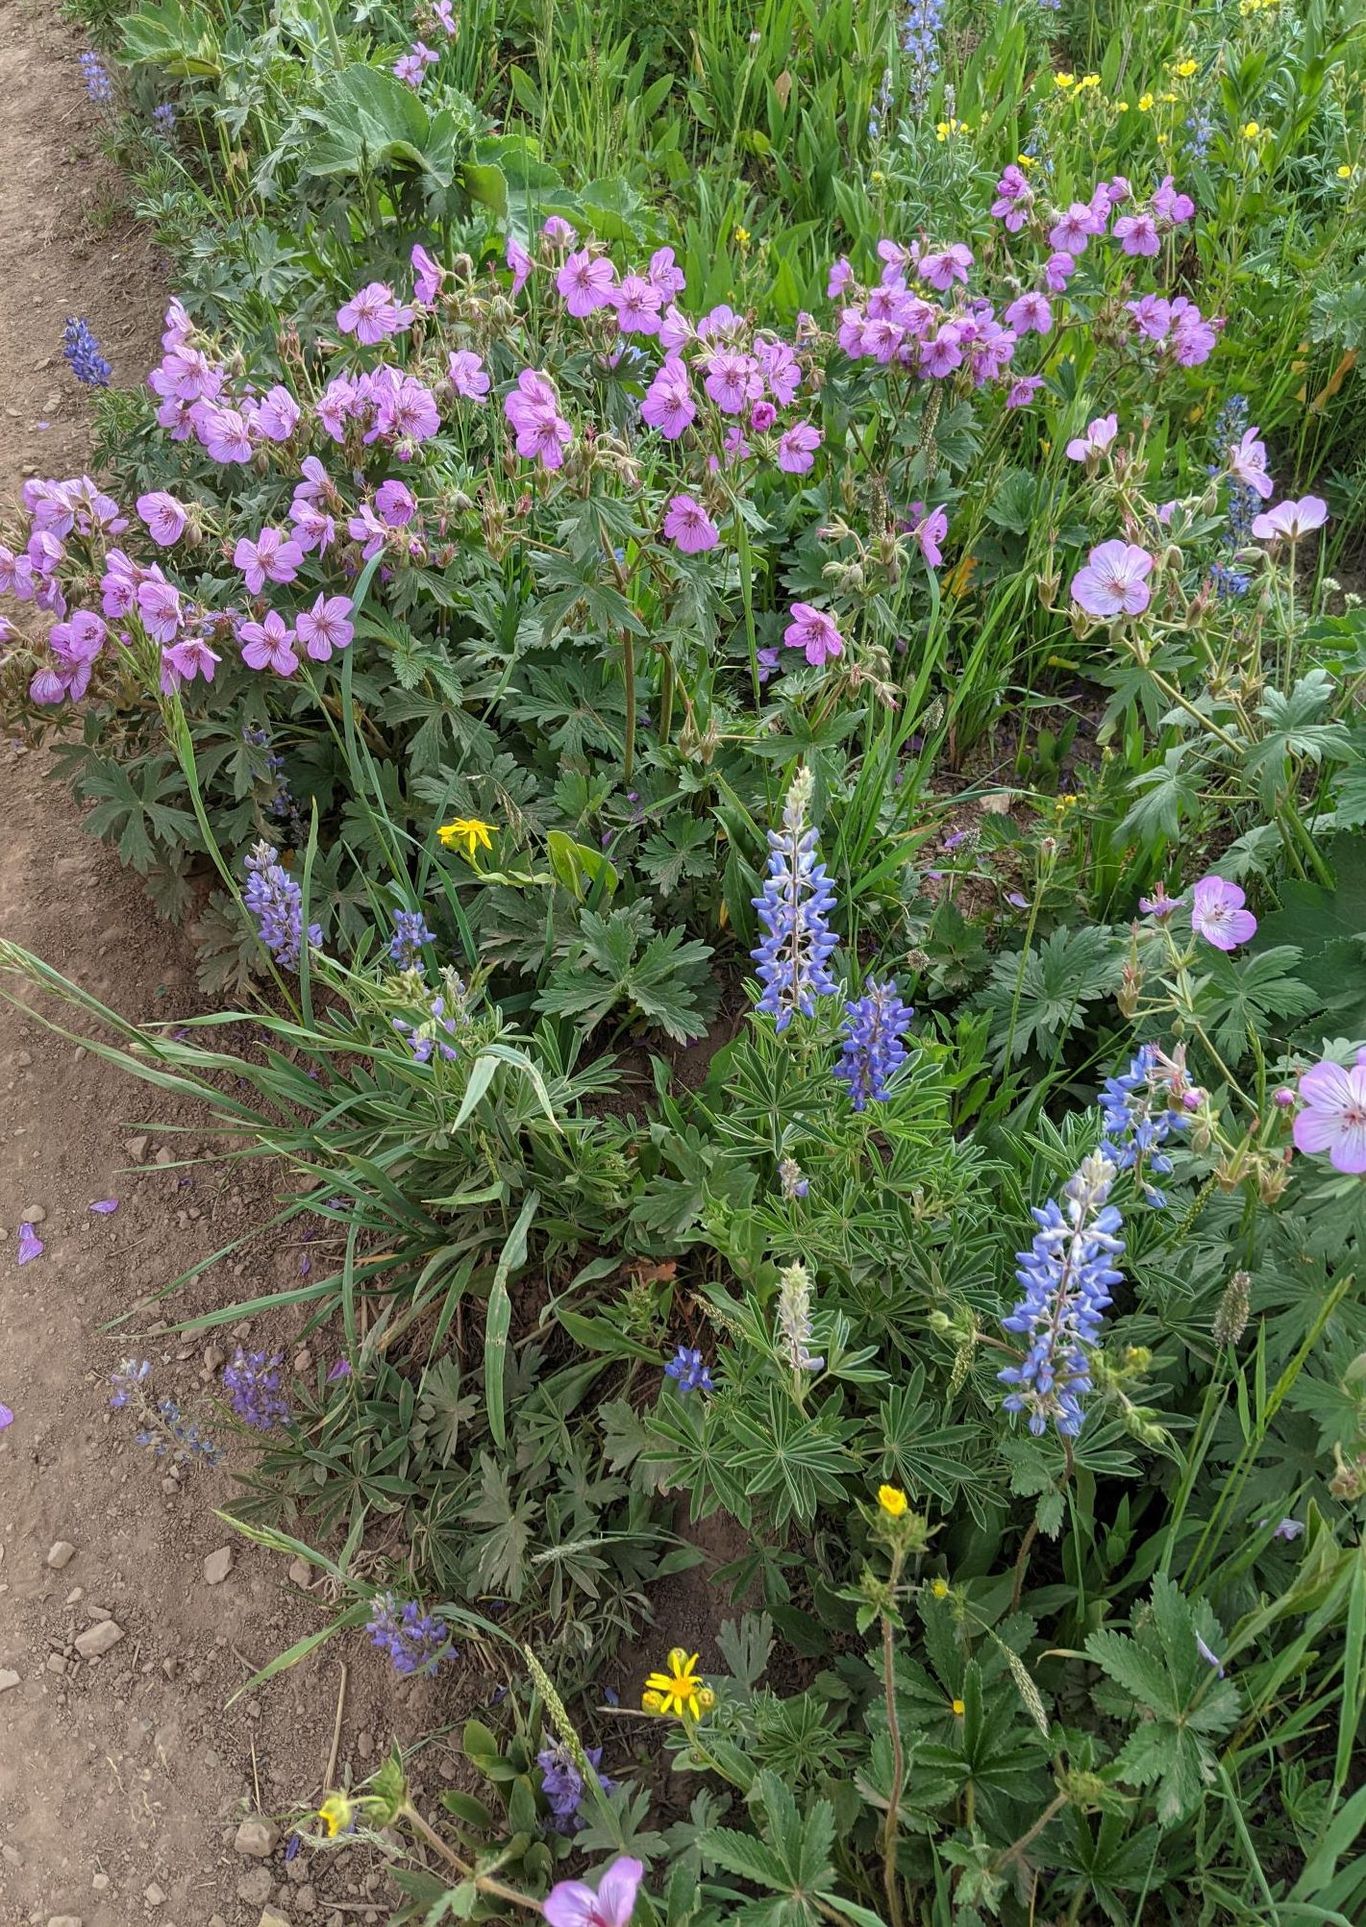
top-left (89, 1197), bottom-right (120, 1213)
top-left (0, 1403), bottom-right (13, 1431)
top-left (17, 1223), bottom-right (44, 1264)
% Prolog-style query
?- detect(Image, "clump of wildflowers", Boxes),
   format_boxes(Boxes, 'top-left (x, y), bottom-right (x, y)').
top-left (223, 1347), bottom-right (291, 1430)
top-left (998, 1153), bottom-right (1125, 1438)
top-left (243, 841), bottom-right (322, 971)
top-left (665, 1345), bottom-right (714, 1395)
top-left (367, 1592), bottom-right (454, 1676)
top-left (834, 979), bottom-right (914, 1110)
top-left (751, 767), bottom-right (839, 1030)
top-left (62, 316), bottom-right (112, 388)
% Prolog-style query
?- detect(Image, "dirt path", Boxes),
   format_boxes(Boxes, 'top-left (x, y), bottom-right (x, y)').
top-left (0, 7), bottom-right (420, 1923)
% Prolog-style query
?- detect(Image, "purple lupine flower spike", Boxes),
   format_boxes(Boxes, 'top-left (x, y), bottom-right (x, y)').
top-left (751, 768), bottom-right (839, 1030)
top-left (223, 1347), bottom-right (291, 1430)
top-left (367, 1592), bottom-right (455, 1675)
top-left (998, 1153), bottom-right (1125, 1438)
top-left (243, 841), bottom-right (322, 971)
top-left (834, 979), bottom-right (914, 1110)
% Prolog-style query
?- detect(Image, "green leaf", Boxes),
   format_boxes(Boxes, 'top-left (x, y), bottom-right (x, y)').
top-left (484, 1191), bottom-right (538, 1451)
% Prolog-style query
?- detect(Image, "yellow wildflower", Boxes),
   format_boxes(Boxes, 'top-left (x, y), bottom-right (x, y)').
top-left (1138, 93), bottom-right (1154, 112)
top-left (930, 1577), bottom-right (950, 1599)
top-left (1017, 153), bottom-right (1037, 169)
top-left (733, 226), bottom-right (751, 251)
top-left (871, 168), bottom-right (885, 185)
top-left (1055, 72), bottom-right (1075, 90)
top-left (1116, 101), bottom-right (1130, 113)
top-left (1160, 90), bottom-right (1177, 102)
top-left (437, 817), bottom-right (494, 861)
top-left (643, 1648), bottom-right (708, 1719)
top-left (317, 1792), bottom-right (355, 1838)
top-left (1337, 164), bottom-right (1352, 179)
top-left (1174, 58), bottom-right (1198, 78)
top-left (1078, 74), bottom-right (1101, 90)
top-left (878, 1484), bottom-right (909, 1517)
top-left (1242, 120), bottom-right (1261, 139)
top-left (951, 1697), bottom-right (966, 1716)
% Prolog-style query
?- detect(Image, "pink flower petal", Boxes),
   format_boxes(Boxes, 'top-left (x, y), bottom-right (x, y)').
top-left (17, 1223), bottom-right (44, 1265)
top-left (89, 1198), bottom-right (120, 1214)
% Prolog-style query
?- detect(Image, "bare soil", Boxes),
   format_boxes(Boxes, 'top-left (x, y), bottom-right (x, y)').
top-left (0, 6), bottom-right (471, 1921)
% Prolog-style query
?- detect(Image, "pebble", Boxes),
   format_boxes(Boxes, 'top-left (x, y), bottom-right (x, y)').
top-left (74, 1619), bottom-right (124, 1659)
top-left (19, 1205), bottom-right (46, 1224)
top-left (91, 1876), bottom-right (109, 1892)
top-left (234, 1817), bottom-right (280, 1858)
top-left (46, 1916), bottom-right (83, 1926)
top-left (123, 1135), bottom-right (149, 1162)
top-left (46, 1541), bottom-right (76, 1570)
top-left (237, 1869), bottom-right (273, 1906)
top-left (144, 1883), bottom-right (166, 1907)
top-left (286, 1557), bottom-right (312, 1589)
top-left (0, 1670), bottom-right (20, 1693)
top-left (203, 1546), bottom-right (234, 1586)
top-left (258, 1912), bottom-right (292, 1927)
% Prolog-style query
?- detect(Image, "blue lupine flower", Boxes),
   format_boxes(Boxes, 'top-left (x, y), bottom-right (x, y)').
top-left (109, 1358), bottom-right (152, 1408)
top-left (1185, 111), bottom-right (1214, 163)
top-left (242, 723), bottom-right (306, 845)
top-left (900, 0), bottom-right (945, 113)
top-left (79, 50), bottom-right (114, 104)
top-left (153, 102), bottom-right (177, 134)
top-left (834, 979), bottom-right (914, 1111)
top-left (999, 1153), bottom-right (1125, 1438)
top-left (367, 1593), bottom-right (454, 1676)
top-left (778, 1155), bottom-right (809, 1200)
top-left (665, 1346), bottom-right (714, 1395)
top-left (1098, 1045), bottom-right (1189, 1204)
top-left (751, 768), bottom-right (839, 1031)
top-left (243, 840), bottom-right (322, 971)
top-left (390, 908), bottom-right (436, 970)
top-left (222, 1347), bottom-right (291, 1430)
top-left (62, 316), bottom-right (112, 387)
top-left (393, 971), bottom-right (468, 1063)
top-left (537, 1740), bottom-right (615, 1832)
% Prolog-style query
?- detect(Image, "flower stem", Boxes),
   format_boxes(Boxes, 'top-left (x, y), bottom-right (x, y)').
top-left (880, 1549), bottom-right (908, 1927)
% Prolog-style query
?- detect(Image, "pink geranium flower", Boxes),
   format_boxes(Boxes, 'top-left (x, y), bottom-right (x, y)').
top-left (1228, 428), bottom-right (1274, 500)
top-left (1251, 496), bottom-right (1328, 542)
top-left (918, 243), bottom-right (973, 291)
top-left (235, 527), bottom-right (304, 594)
top-left (239, 609), bottom-right (298, 677)
top-left (543, 1856), bottom-right (643, 1927)
top-left (504, 369), bottom-right (573, 469)
top-left (506, 236), bottom-right (534, 296)
top-left (662, 494), bottom-right (719, 554)
top-left (295, 593), bottom-right (355, 662)
top-left (1065, 414), bottom-right (1118, 463)
top-left (908, 502), bottom-right (948, 568)
top-left (557, 249), bottom-right (617, 317)
top-left (1003, 292), bottom-right (1052, 336)
top-left (1190, 874), bottom-right (1257, 951)
top-left (160, 636), bottom-right (220, 693)
top-left (1070, 540), bottom-right (1154, 618)
top-left (447, 350), bottom-right (490, 400)
top-left (1113, 212), bottom-right (1160, 257)
top-left (783, 602), bottom-right (844, 667)
top-left (136, 491), bottom-right (189, 547)
top-left (641, 356), bottom-right (695, 439)
top-left (336, 282), bottom-right (413, 345)
top-left (777, 421), bottom-right (822, 474)
top-left (411, 243), bottom-right (442, 304)
top-left (1293, 1051), bottom-right (1366, 1174)
top-left (614, 274), bottom-right (664, 335)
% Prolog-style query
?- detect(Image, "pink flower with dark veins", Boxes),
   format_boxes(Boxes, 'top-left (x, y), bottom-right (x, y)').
top-left (1293, 1050), bottom-right (1366, 1174)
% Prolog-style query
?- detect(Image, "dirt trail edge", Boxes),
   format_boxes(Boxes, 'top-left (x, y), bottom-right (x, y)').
top-left (0, 7), bottom-right (421, 1923)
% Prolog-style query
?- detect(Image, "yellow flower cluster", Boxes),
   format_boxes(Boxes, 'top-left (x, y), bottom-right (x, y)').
top-left (1238, 0), bottom-right (1282, 14)
top-left (934, 117), bottom-right (972, 140)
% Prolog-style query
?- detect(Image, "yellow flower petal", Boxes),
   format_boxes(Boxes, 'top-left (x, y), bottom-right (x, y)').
top-left (878, 1484), bottom-right (909, 1517)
